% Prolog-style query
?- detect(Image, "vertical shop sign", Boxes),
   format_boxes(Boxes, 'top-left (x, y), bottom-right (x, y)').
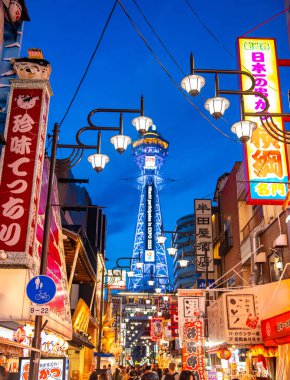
top-left (182, 321), bottom-right (205, 379)
top-left (145, 184), bottom-right (155, 259)
top-left (238, 37), bottom-right (289, 204)
top-left (169, 296), bottom-right (179, 338)
top-left (0, 81), bottom-right (51, 266)
top-left (150, 318), bottom-right (163, 340)
top-left (194, 199), bottom-right (214, 272)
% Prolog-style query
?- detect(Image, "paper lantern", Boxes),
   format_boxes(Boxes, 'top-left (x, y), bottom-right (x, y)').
top-left (255, 344), bottom-right (265, 355)
top-left (216, 349), bottom-right (222, 359)
top-left (267, 347), bottom-right (278, 357)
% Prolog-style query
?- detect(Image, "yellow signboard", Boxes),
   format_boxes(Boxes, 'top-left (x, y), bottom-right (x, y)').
top-left (238, 38), bottom-right (289, 204)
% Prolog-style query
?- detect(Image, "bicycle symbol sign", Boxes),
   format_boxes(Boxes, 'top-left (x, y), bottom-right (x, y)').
top-left (26, 275), bottom-right (56, 305)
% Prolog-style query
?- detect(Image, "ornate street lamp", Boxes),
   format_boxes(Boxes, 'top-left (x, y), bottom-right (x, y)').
top-left (181, 53), bottom-right (290, 143)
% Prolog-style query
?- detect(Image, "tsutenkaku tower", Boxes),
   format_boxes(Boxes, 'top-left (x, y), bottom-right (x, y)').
top-left (128, 125), bottom-right (169, 292)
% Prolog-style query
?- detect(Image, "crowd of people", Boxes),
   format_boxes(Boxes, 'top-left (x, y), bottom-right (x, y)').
top-left (89, 363), bottom-right (197, 380)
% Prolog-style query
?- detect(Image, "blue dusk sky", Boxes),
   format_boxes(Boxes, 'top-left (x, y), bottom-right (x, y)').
top-left (20, 1), bottom-right (290, 270)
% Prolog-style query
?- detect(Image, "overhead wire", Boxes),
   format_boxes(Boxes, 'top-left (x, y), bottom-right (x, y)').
top-left (58, 0), bottom-right (118, 128)
top-left (184, 0), bottom-right (290, 99)
top-left (118, 0), bottom-right (238, 143)
top-left (124, 1), bottom-right (284, 287)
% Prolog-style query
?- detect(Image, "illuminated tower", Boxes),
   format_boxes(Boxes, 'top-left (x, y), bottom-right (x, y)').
top-left (128, 125), bottom-right (169, 292)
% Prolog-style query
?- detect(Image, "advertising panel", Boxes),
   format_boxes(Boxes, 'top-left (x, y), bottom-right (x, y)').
top-left (107, 269), bottom-right (126, 289)
top-left (194, 199), bottom-right (214, 272)
top-left (0, 83), bottom-right (50, 265)
top-left (19, 357), bottom-right (68, 380)
top-left (261, 310), bottom-right (290, 345)
top-left (238, 37), bottom-right (289, 204)
top-left (146, 184), bottom-right (154, 254)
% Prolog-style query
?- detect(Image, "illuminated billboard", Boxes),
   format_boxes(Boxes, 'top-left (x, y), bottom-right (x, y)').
top-left (146, 184), bottom-right (154, 253)
top-left (238, 37), bottom-right (289, 204)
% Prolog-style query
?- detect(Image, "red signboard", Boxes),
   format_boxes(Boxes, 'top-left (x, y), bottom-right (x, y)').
top-left (0, 85), bottom-right (49, 263)
top-left (182, 321), bottom-right (205, 380)
top-left (169, 296), bottom-right (179, 338)
top-left (261, 310), bottom-right (290, 346)
top-left (150, 318), bottom-right (163, 340)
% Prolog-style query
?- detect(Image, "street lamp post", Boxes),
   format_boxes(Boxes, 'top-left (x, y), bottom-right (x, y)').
top-left (181, 53), bottom-right (290, 143)
top-left (28, 97), bottom-right (150, 380)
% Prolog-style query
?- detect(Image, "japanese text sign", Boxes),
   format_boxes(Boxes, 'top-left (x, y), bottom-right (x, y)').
top-left (169, 295), bottom-right (179, 338)
top-left (182, 321), bottom-right (205, 380)
top-left (19, 357), bottom-right (67, 380)
top-left (194, 199), bottom-right (214, 272)
top-left (238, 38), bottom-right (289, 204)
top-left (224, 293), bottom-right (262, 344)
top-left (0, 82), bottom-right (51, 265)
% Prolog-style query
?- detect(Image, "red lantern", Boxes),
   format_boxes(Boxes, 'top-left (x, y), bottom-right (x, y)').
top-left (220, 348), bottom-right (232, 360)
top-left (267, 347), bottom-right (278, 357)
top-left (216, 349), bottom-right (222, 359)
top-left (255, 344), bottom-right (265, 356)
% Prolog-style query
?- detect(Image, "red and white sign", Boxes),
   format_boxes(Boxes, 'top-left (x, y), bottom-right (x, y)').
top-left (0, 83), bottom-right (50, 264)
top-left (261, 310), bottom-right (290, 346)
top-left (182, 321), bottom-right (205, 380)
top-left (169, 296), bottom-right (179, 338)
top-left (151, 318), bottom-right (163, 340)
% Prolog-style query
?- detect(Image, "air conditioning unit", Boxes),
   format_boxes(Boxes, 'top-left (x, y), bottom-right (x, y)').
top-left (255, 251), bottom-right (266, 263)
top-left (273, 234), bottom-right (288, 248)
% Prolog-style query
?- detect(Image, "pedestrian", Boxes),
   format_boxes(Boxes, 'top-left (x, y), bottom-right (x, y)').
top-left (179, 371), bottom-right (193, 380)
top-left (161, 363), bottom-right (179, 380)
top-left (113, 368), bottom-right (122, 380)
top-left (152, 364), bottom-right (162, 380)
top-left (0, 367), bottom-right (6, 380)
top-left (120, 366), bottom-right (129, 380)
top-left (88, 369), bottom-right (98, 380)
top-left (107, 364), bottom-right (113, 380)
top-left (141, 365), bottom-right (159, 380)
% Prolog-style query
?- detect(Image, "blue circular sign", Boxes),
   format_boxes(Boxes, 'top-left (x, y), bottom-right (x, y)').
top-left (26, 275), bottom-right (56, 305)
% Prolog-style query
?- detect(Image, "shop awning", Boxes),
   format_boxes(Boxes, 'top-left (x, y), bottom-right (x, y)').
top-left (68, 332), bottom-right (95, 349)
top-left (261, 310), bottom-right (290, 346)
top-left (94, 352), bottom-right (114, 357)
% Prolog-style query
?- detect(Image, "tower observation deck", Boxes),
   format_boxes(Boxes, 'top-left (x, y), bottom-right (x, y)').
top-left (128, 125), bottom-right (169, 292)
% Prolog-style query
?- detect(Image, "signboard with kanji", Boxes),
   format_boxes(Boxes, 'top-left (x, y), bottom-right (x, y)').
top-left (238, 37), bottom-right (289, 205)
top-left (182, 321), bottom-right (205, 380)
top-left (194, 199), bottom-right (214, 272)
top-left (19, 357), bottom-right (68, 380)
top-left (0, 82), bottom-right (51, 266)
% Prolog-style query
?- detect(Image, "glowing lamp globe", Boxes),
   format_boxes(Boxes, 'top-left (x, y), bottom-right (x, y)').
top-left (205, 97), bottom-right (230, 119)
top-left (181, 74), bottom-right (205, 96)
top-left (110, 134), bottom-right (131, 153)
top-left (231, 120), bottom-right (257, 143)
top-left (88, 153), bottom-right (109, 173)
top-left (132, 116), bottom-right (153, 134)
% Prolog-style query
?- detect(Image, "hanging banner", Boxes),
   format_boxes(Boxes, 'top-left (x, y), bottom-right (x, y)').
top-left (194, 199), bottom-right (214, 272)
top-left (0, 80), bottom-right (51, 266)
top-left (238, 37), bottom-right (289, 205)
top-left (182, 321), bottom-right (205, 379)
top-left (169, 295), bottom-right (179, 338)
top-left (178, 289), bottom-right (205, 346)
top-left (150, 318), bottom-right (163, 340)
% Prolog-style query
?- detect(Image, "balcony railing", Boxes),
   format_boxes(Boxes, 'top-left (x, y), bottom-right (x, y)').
top-left (241, 206), bottom-right (264, 242)
top-left (219, 229), bottom-right (233, 256)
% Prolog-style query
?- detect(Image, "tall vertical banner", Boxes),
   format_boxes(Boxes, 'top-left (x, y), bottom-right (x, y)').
top-left (145, 184), bottom-right (155, 262)
top-left (182, 321), bottom-right (205, 380)
top-left (0, 80), bottom-right (52, 266)
top-left (194, 199), bottom-right (214, 272)
top-left (238, 38), bottom-right (289, 204)
top-left (169, 295), bottom-right (179, 338)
